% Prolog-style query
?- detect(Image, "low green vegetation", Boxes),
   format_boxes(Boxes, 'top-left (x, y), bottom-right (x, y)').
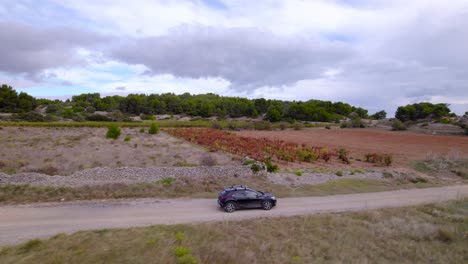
top-left (148, 122), bottom-right (159, 134)
top-left (391, 119), bottom-right (406, 131)
top-left (411, 158), bottom-right (468, 179)
top-left (1, 199), bottom-right (465, 263)
top-left (105, 124), bottom-right (121, 139)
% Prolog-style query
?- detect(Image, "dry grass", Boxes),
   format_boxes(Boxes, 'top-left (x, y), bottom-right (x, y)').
top-left (0, 127), bottom-right (237, 175)
top-left (0, 176), bottom-right (436, 204)
top-left (0, 199), bottom-right (466, 264)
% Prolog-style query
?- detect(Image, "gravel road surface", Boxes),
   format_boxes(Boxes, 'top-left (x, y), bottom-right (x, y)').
top-left (0, 185), bottom-right (466, 246)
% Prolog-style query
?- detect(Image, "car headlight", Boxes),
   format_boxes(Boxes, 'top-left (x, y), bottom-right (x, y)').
top-left (271, 196), bottom-right (276, 200)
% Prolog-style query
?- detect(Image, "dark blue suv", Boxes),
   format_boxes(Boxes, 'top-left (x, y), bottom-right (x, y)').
top-left (218, 185), bottom-right (277, 213)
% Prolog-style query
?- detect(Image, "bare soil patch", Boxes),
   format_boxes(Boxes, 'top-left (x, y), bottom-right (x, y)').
top-left (0, 127), bottom-right (237, 175)
top-left (237, 128), bottom-right (468, 168)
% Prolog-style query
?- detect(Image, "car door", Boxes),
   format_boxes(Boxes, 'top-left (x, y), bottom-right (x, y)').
top-left (243, 190), bottom-right (262, 208)
top-left (231, 191), bottom-right (249, 208)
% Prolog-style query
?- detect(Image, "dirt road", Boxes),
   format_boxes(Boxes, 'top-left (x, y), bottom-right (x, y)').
top-left (0, 185), bottom-right (467, 246)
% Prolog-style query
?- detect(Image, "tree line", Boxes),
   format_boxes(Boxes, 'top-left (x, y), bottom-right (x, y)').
top-left (0, 84), bottom-right (385, 122)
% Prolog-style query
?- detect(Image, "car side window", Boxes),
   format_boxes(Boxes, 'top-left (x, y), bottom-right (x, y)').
top-left (245, 191), bottom-right (258, 198)
top-left (232, 191), bottom-right (244, 198)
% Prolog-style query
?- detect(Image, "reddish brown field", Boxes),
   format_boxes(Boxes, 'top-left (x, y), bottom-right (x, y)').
top-left (236, 128), bottom-right (468, 167)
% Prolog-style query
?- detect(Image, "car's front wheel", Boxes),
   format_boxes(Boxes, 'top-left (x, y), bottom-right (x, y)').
top-left (262, 200), bottom-right (273, 210)
top-left (223, 202), bottom-right (236, 213)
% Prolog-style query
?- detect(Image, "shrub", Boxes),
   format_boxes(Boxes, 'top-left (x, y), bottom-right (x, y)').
top-left (364, 153), bottom-right (392, 166)
top-left (106, 124), bottom-right (121, 139)
top-left (86, 114), bottom-right (111, 122)
top-left (18, 239), bottom-right (42, 253)
top-left (175, 232), bottom-right (184, 243)
top-left (265, 157), bottom-right (279, 173)
top-left (149, 123), bottom-right (159, 134)
top-left (465, 127), bottom-right (468, 136)
top-left (392, 119), bottom-right (406, 131)
top-left (174, 246), bottom-right (191, 257)
top-left (34, 165), bottom-right (59, 175)
top-left (336, 171), bottom-right (343, 176)
top-left (140, 114), bottom-right (155, 120)
top-left (410, 177), bottom-right (428, 183)
top-left (139, 127), bottom-right (145, 133)
top-left (325, 126), bottom-right (331, 130)
top-left (211, 121), bottom-right (222, 130)
top-left (320, 149), bottom-right (331, 162)
top-left (250, 163), bottom-right (265, 173)
top-left (254, 121), bottom-right (272, 131)
top-left (437, 228), bottom-right (454, 242)
top-left (61, 108), bottom-right (74, 119)
top-left (16, 111), bottom-right (45, 122)
top-left (85, 106), bottom-right (96, 113)
top-left (337, 148), bottom-right (350, 164)
top-left (279, 123), bottom-right (287, 130)
top-left (124, 135), bottom-right (131, 142)
top-left (294, 170), bottom-right (303, 176)
top-left (200, 153), bottom-right (217, 166)
top-left (160, 177), bottom-right (175, 185)
top-left (45, 104), bottom-right (61, 114)
top-left (293, 122), bottom-right (304, 130)
top-left (177, 254), bottom-right (199, 264)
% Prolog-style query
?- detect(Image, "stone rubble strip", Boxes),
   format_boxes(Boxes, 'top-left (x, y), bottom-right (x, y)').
top-left (0, 166), bottom-right (254, 187)
top-left (0, 165), bottom-right (386, 188)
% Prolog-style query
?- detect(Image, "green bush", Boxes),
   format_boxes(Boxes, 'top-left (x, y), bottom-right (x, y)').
top-left (392, 119), bottom-right (406, 131)
top-left (177, 255), bottom-right (199, 264)
top-left (160, 177), bottom-right (174, 185)
top-left (61, 108), bottom-right (74, 119)
top-left (139, 127), bottom-right (145, 133)
top-left (140, 114), bottom-right (155, 120)
top-left (18, 239), bottom-right (42, 253)
top-left (149, 123), bottom-right (159, 134)
top-left (124, 135), bottom-right (131, 142)
top-left (335, 171), bottom-right (343, 176)
top-left (211, 121), bottom-right (222, 130)
top-left (86, 114), bottom-right (111, 122)
top-left (250, 163), bottom-right (265, 173)
top-left (337, 148), bottom-right (350, 164)
top-left (293, 122), bottom-right (304, 130)
top-left (174, 246), bottom-right (191, 257)
top-left (294, 170), bottom-right (303, 176)
top-left (254, 121), bottom-right (272, 131)
top-left (106, 124), bottom-right (121, 139)
top-left (265, 157), bottom-right (279, 173)
top-left (15, 112), bottom-right (45, 122)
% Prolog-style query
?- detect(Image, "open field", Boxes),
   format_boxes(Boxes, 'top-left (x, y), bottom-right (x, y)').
top-left (237, 128), bottom-right (468, 168)
top-left (0, 127), bottom-right (236, 175)
top-left (0, 197), bottom-right (466, 263)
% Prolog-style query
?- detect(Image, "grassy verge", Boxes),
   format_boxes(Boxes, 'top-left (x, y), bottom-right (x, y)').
top-left (1, 199), bottom-right (466, 263)
top-left (0, 177), bottom-right (436, 204)
top-left (411, 159), bottom-right (468, 179)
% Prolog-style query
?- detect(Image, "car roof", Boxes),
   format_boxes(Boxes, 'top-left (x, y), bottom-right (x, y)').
top-left (223, 185), bottom-right (256, 192)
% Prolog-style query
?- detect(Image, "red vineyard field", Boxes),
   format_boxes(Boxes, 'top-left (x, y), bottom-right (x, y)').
top-left (166, 128), bottom-right (332, 163)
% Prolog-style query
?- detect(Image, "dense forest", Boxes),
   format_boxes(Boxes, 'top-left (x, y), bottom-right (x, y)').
top-left (0, 84), bottom-right (381, 122)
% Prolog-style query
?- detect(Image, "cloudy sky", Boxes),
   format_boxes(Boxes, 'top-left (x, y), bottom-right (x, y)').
top-left (1, 0), bottom-right (467, 115)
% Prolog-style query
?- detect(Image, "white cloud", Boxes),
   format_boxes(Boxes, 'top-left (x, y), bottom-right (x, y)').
top-left (1, 0), bottom-right (468, 115)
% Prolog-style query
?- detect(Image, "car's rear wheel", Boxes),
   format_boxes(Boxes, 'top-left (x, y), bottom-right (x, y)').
top-left (223, 202), bottom-right (236, 213)
top-left (262, 200), bottom-right (273, 210)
